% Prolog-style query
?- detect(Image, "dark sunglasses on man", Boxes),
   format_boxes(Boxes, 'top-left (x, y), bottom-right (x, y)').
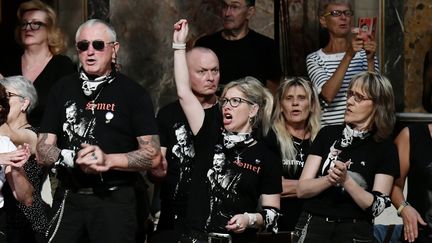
top-left (76, 40), bottom-right (116, 52)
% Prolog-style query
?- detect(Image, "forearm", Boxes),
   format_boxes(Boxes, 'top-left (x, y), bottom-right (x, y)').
top-left (174, 50), bottom-right (192, 99)
top-left (36, 133), bottom-right (60, 166)
top-left (321, 53), bottom-right (354, 103)
top-left (6, 167), bottom-right (34, 206)
top-left (343, 176), bottom-right (374, 210)
top-left (108, 136), bottom-right (162, 171)
top-left (297, 176), bottom-right (332, 198)
top-left (367, 57), bottom-right (375, 71)
top-left (281, 178), bottom-right (299, 198)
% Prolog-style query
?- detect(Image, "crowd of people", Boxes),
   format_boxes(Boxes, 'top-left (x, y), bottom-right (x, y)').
top-left (0, 0), bottom-right (430, 243)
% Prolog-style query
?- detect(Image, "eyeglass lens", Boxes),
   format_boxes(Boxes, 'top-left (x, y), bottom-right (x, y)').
top-left (326, 10), bottom-right (354, 17)
top-left (20, 21), bottom-right (45, 30)
top-left (76, 40), bottom-right (109, 52)
top-left (347, 90), bottom-right (368, 102)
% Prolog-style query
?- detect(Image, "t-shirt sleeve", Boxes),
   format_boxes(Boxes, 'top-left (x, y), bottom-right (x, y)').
top-left (376, 140), bottom-right (400, 178)
top-left (132, 90), bottom-right (158, 137)
top-left (260, 148), bottom-right (283, 194)
top-left (309, 126), bottom-right (331, 158)
top-left (306, 52), bottom-right (329, 93)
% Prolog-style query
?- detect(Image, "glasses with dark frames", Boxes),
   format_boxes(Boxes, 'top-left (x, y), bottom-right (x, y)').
top-left (20, 21), bottom-right (46, 31)
top-left (346, 90), bottom-right (372, 103)
top-left (76, 40), bottom-right (116, 52)
top-left (6, 91), bottom-right (25, 99)
top-left (322, 10), bottom-right (354, 17)
top-left (220, 97), bottom-right (254, 108)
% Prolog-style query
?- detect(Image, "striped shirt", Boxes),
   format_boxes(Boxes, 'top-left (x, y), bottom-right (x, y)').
top-left (307, 49), bottom-right (379, 127)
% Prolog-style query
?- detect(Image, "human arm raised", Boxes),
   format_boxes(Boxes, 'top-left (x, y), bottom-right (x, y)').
top-left (173, 19), bottom-right (205, 135)
top-left (391, 127), bottom-right (427, 242)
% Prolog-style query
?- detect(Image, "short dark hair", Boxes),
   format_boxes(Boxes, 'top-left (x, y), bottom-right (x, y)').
top-left (245, 0), bottom-right (255, 6)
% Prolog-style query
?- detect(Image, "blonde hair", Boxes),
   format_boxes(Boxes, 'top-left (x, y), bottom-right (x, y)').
top-left (221, 76), bottom-right (273, 136)
top-left (16, 0), bottom-right (67, 55)
top-left (271, 77), bottom-right (321, 161)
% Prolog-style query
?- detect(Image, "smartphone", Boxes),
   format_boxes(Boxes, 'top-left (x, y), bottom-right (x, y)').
top-left (358, 16), bottom-right (377, 41)
top-left (208, 232), bottom-right (232, 243)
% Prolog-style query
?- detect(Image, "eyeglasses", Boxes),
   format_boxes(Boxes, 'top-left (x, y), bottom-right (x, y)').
top-left (220, 97), bottom-right (254, 108)
top-left (76, 40), bottom-right (115, 52)
top-left (322, 10), bottom-right (354, 17)
top-left (6, 91), bottom-right (24, 99)
top-left (20, 21), bottom-right (46, 31)
top-left (346, 90), bottom-right (372, 103)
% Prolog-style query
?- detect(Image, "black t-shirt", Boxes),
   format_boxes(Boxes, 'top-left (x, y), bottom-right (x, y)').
top-left (407, 123), bottom-right (432, 230)
top-left (264, 128), bottom-right (311, 231)
top-left (40, 72), bottom-right (158, 188)
top-left (185, 111), bottom-right (282, 241)
top-left (156, 101), bottom-right (219, 222)
top-left (195, 30), bottom-right (281, 85)
top-left (303, 125), bottom-right (399, 219)
top-left (3, 54), bottom-right (76, 127)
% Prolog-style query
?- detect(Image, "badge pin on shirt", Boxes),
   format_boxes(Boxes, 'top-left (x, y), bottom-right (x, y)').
top-left (105, 112), bottom-right (114, 123)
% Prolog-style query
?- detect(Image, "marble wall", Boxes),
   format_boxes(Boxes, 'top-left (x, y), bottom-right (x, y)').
top-left (403, 0), bottom-right (432, 112)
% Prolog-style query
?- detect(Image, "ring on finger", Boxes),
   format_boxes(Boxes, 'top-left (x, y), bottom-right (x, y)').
top-left (236, 223), bottom-right (240, 229)
top-left (92, 152), bottom-right (98, 160)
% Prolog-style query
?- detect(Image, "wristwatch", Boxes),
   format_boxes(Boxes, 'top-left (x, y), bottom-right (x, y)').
top-left (397, 200), bottom-right (410, 217)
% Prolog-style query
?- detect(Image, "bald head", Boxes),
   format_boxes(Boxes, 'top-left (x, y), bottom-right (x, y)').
top-left (186, 47), bottom-right (220, 99)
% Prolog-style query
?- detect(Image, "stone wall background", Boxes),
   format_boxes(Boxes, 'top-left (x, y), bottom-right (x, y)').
top-left (54, 0), bottom-right (432, 112)
top-left (57, 0), bottom-right (275, 111)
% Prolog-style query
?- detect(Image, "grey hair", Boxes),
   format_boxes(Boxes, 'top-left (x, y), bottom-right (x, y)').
top-left (75, 19), bottom-right (117, 42)
top-left (318, 0), bottom-right (353, 16)
top-left (0, 75), bottom-right (38, 113)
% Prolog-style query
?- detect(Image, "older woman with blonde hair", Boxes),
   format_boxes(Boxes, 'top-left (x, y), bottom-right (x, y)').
top-left (0, 75), bottom-right (48, 243)
top-left (293, 71), bottom-right (399, 243)
top-left (264, 77), bottom-right (321, 231)
top-left (3, 0), bottom-right (75, 127)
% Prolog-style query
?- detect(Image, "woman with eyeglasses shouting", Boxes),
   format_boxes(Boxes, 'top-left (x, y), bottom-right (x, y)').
top-left (2, 0), bottom-right (75, 128)
top-left (292, 71), bottom-right (399, 243)
top-left (173, 19), bottom-right (281, 243)
top-left (306, 0), bottom-right (378, 127)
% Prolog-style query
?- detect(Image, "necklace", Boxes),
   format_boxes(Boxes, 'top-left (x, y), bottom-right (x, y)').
top-left (88, 86), bottom-right (106, 115)
top-left (234, 141), bottom-right (256, 163)
top-left (293, 139), bottom-right (305, 162)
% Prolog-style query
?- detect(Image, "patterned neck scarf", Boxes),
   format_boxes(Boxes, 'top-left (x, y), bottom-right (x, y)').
top-left (340, 124), bottom-right (370, 147)
top-left (222, 130), bottom-right (255, 149)
top-left (79, 67), bottom-right (115, 99)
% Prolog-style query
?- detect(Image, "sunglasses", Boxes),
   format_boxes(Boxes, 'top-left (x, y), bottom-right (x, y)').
top-left (76, 40), bottom-right (115, 52)
top-left (322, 10), bottom-right (354, 17)
top-left (20, 21), bottom-right (46, 31)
